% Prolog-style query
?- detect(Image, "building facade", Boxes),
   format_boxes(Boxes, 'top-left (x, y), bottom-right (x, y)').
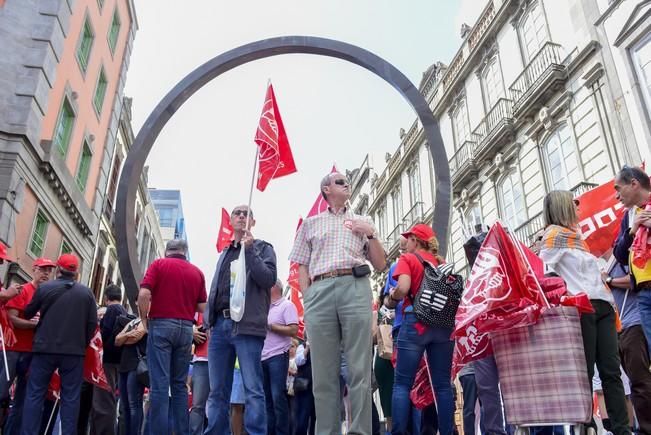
top-left (350, 0), bottom-right (648, 280)
top-left (0, 0), bottom-right (137, 285)
top-left (88, 97), bottom-right (164, 304)
top-left (149, 189), bottom-right (189, 253)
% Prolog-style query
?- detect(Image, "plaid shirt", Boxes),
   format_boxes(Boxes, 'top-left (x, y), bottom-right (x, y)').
top-left (289, 207), bottom-right (375, 279)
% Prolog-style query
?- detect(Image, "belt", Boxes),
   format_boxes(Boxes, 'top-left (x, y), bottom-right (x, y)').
top-left (637, 281), bottom-right (651, 290)
top-left (218, 309), bottom-right (230, 319)
top-left (312, 269), bottom-right (353, 282)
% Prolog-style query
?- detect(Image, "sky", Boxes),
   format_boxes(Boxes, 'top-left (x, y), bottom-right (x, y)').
top-left (124, 0), bottom-right (485, 283)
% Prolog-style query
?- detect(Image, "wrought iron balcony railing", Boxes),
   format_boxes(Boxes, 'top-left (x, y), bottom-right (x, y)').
top-left (449, 139), bottom-right (476, 177)
top-left (385, 223), bottom-right (405, 251)
top-left (403, 201), bottom-right (424, 229)
top-left (509, 42), bottom-right (564, 109)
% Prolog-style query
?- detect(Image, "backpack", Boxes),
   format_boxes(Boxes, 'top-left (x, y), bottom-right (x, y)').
top-left (411, 253), bottom-right (464, 329)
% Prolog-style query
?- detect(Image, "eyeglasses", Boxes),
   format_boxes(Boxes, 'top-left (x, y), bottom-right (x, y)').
top-left (333, 179), bottom-right (349, 186)
top-left (232, 210), bottom-right (249, 217)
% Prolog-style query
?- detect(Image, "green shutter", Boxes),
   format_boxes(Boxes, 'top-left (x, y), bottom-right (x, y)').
top-left (54, 99), bottom-right (75, 158)
top-left (76, 142), bottom-right (93, 191)
top-left (29, 211), bottom-right (49, 257)
top-left (76, 18), bottom-right (94, 71)
top-left (61, 240), bottom-right (72, 255)
top-left (108, 10), bottom-right (121, 52)
top-left (93, 68), bottom-right (108, 113)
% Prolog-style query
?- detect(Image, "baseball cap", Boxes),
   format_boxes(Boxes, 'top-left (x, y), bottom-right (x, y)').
top-left (34, 258), bottom-right (56, 268)
top-left (57, 253), bottom-right (79, 273)
top-left (0, 242), bottom-right (12, 262)
top-left (401, 223), bottom-right (436, 242)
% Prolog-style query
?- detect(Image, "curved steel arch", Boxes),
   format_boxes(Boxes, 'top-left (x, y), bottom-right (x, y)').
top-left (116, 35), bottom-right (450, 309)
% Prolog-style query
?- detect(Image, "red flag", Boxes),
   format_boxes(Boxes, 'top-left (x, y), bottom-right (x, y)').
top-left (84, 326), bottom-right (111, 391)
top-left (216, 208), bottom-right (234, 253)
top-left (287, 218), bottom-right (305, 339)
top-left (47, 371), bottom-right (61, 401)
top-left (575, 180), bottom-right (625, 258)
top-left (254, 83), bottom-right (297, 191)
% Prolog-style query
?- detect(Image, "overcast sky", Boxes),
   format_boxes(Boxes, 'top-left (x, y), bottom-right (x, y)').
top-left (124, 0), bottom-right (484, 283)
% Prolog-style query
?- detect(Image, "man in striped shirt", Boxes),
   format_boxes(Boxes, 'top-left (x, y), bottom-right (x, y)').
top-left (289, 172), bottom-right (386, 435)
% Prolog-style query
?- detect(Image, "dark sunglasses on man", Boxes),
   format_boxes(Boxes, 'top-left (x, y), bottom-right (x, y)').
top-left (232, 210), bottom-right (249, 217)
top-left (333, 179), bottom-right (349, 186)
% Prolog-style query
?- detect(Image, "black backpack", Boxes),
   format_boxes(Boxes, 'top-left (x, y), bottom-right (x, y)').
top-left (411, 254), bottom-right (463, 329)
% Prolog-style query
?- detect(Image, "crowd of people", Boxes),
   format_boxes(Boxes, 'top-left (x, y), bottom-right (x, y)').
top-left (0, 166), bottom-right (649, 435)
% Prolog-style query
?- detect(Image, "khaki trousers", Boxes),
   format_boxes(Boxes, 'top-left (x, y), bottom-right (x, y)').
top-left (304, 274), bottom-right (373, 435)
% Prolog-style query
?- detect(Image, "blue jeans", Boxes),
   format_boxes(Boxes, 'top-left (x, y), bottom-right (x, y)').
top-left (20, 353), bottom-right (84, 435)
top-left (204, 316), bottom-right (266, 435)
top-left (190, 361), bottom-right (209, 435)
top-left (391, 313), bottom-right (454, 435)
top-left (147, 318), bottom-right (193, 435)
top-left (638, 289), bottom-right (651, 357)
top-left (3, 352), bottom-right (32, 435)
top-left (119, 371), bottom-right (145, 435)
top-left (262, 352), bottom-right (290, 435)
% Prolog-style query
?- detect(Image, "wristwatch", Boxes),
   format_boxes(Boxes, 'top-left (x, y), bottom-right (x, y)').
top-left (368, 231), bottom-right (376, 240)
top-left (605, 276), bottom-right (613, 286)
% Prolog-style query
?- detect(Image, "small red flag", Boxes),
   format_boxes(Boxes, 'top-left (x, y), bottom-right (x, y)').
top-left (254, 83), bottom-right (297, 191)
top-left (216, 208), bottom-right (234, 253)
top-left (84, 326), bottom-right (111, 391)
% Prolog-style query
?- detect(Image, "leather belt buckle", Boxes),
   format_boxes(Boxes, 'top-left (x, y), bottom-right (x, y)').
top-left (222, 309), bottom-right (230, 319)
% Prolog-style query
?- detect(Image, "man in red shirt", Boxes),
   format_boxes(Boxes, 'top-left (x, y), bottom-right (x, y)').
top-left (0, 257), bottom-right (55, 434)
top-left (138, 239), bottom-right (207, 435)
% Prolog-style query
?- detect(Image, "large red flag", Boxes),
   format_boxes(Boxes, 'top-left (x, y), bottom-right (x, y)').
top-left (254, 83), bottom-right (297, 191)
top-left (575, 180), bottom-right (625, 258)
top-left (84, 326), bottom-right (111, 391)
top-left (216, 208), bottom-right (234, 253)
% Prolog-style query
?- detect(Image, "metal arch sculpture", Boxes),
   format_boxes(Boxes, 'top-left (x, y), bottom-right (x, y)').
top-left (116, 35), bottom-right (451, 308)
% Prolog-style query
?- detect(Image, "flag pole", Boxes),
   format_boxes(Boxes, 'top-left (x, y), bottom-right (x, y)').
top-left (45, 397), bottom-right (59, 434)
top-left (246, 148), bottom-right (259, 231)
top-left (0, 325), bottom-right (10, 381)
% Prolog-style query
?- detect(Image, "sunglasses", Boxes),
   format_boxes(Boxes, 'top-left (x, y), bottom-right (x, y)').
top-left (333, 179), bottom-right (349, 186)
top-left (232, 210), bottom-right (249, 217)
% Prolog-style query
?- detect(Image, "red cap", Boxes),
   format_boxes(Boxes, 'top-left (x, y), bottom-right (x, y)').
top-left (0, 242), bottom-right (12, 262)
top-left (401, 223), bottom-right (436, 242)
top-left (57, 253), bottom-right (79, 273)
top-left (34, 258), bottom-right (56, 268)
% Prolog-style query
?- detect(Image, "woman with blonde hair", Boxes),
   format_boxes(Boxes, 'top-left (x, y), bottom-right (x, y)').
top-left (539, 190), bottom-right (630, 435)
top-left (385, 223), bottom-right (452, 435)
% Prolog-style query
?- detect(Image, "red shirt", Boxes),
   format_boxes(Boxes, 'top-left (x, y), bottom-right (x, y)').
top-left (392, 250), bottom-right (442, 310)
top-left (141, 255), bottom-right (207, 321)
top-left (5, 282), bottom-right (37, 352)
top-left (194, 313), bottom-right (208, 358)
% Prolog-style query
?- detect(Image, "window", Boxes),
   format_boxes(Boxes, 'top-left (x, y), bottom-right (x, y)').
top-left (465, 205), bottom-right (483, 236)
top-left (108, 8), bottom-right (121, 53)
top-left (633, 34), bottom-right (651, 118)
top-left (28, 210), bottom-right (49, 257)
top-left (481, 58), bottom-right (505, 110)
top-left (75, 141), bottom-right (92, 191)
top-left (452, 100), bottom-right (471, 148)
top-left (377, 206), bottom-right (388, 239)
top-left (157, 206), bottom-right (175, 227)
top-left (104, 153), bottom-right (122, 218)
top-left (139, 230), bottom-right (150, 269)
top-left (391, 188), bottom-right (403, 229)
top-left (97, 0), bottom-right (104, 10)
top-left (60, 239), bottom-right (72, 255)
top-left (407, 164), bottom-right (422, 206)
top-left (500, 171), bottom-right (527, 230)
top-left (544, 124), bottom-right (580, 190)
top-left (76, 17), bottom-right (94, 72)
top-left (93, 67), bottom-right (108, 114)
top-left (53, 98), bottom-right (75, 158)
top-left (519, 1), bottom-right (549, 62)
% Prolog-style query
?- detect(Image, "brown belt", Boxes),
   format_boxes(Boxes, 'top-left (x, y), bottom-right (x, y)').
top-left (312, 269), bottom-right (353, 282)
top-left (637, 281), bottom-right (651, 290)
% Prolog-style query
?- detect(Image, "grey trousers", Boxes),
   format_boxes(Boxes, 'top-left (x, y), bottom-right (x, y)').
top-left (474, 355), bottom-right (506, 435)
top-left (91, 362), bottom-right (120, 435)
top-left (304, 274), bottom-right (373, 435)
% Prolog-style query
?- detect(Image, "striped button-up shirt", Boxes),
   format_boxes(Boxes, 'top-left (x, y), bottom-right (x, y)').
top-left (289, 207), bottom-right (375, 279)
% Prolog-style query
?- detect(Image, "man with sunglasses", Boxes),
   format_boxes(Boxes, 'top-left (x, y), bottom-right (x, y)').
top-left (290, 172), bottom-right (386, 435)
top-left (204, 205), bottom-right (277, 435)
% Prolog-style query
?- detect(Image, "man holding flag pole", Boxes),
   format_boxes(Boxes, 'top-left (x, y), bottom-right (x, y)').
top-left (204, 81), bottom-right (295, 435)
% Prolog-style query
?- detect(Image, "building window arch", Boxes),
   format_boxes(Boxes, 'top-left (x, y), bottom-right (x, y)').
top-left (391, 187), bottom-right (403, 229)
top-left (542, 123), bottom-right (581, 191)
top-left (407, 162), bottom-right (422, 206)
top-left (451, 98), bottom-right (471, 149)
top-left (498, 169), bottom-right (527, 230)
top-left (479, 54), bottom-right (506, 111)
top-left (516, 0), bottom-right (550, 63)
top-left (465, 204), bottom-right (483, 237)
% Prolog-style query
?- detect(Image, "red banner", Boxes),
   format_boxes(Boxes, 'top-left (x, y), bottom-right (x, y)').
top-left (216, 208), bottom-right (234, 253)
top-left (254, 82), bottom-right (297, 191)
top-left (575, 180), bottom-right (625, 258)
top-left (84, 326), bottom-right (111, 391)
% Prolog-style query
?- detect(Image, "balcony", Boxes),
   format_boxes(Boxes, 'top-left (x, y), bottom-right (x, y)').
top-left (570, 181), bottom-right (598, 197)
top-left (403, 201), bottom-right (425, 230)
top-left (509, 42), bottom-right (567, 118)
top-left (385, 223), bottom-right (405, 254)
top-left (512, 212), bottom-right (545, 246)
top-left (472, 98), bottom-right (515, 162)
top-left (449, 138), bottom-right (478, 188)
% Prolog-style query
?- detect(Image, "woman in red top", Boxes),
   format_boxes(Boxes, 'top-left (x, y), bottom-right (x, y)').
top-left (386, 223), bottom-right (454, 435)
